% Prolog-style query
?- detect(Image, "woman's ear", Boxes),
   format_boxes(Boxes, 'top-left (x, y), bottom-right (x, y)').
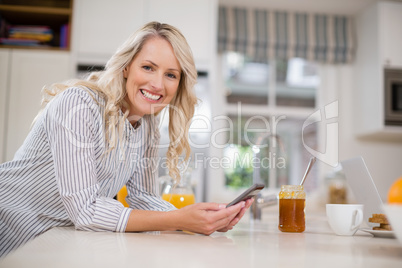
top-left (123, 66), bottom-right (128, 78)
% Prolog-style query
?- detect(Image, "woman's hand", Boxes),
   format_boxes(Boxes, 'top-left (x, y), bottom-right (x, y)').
top-left (217, 198), bottom-right (254, 232)
top-left (173, 199), bottom-right (254, 235)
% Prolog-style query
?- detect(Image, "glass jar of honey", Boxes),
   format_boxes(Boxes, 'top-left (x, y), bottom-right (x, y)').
top-left (278, 185), bottom-right (306, 233)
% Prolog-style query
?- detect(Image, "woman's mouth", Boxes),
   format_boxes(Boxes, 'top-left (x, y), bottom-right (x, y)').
top-left (140, 89), bottom-right (162, 101)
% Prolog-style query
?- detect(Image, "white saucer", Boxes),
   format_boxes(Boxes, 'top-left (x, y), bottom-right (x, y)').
top-left (360, 228), bottom-right (395, 238)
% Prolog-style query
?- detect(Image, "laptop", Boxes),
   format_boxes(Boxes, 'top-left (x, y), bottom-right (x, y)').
top-left (340, 156), bottom-right (384, 228)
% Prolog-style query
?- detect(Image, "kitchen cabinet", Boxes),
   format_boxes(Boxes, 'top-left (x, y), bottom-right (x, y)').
top-left (2, 49), bottom-right (71, 161)
top-left (354, 1), bottom-right (402, 140)
top-left (380, 2), bottom-right (402, 68)
top-left (0, 49), bottom-right (10, 163)
top-left (72, 0), bottom-right (145, 64)
top-left (146, 0), bottom-right (215, 69)
top-left (72, 0), bottom-right (216, 68)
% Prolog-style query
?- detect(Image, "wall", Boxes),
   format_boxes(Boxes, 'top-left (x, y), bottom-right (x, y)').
top-left (336, 65), bottom-right (402, 200)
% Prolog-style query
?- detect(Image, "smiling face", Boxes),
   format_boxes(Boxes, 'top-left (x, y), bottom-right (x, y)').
top-left (123, 37), bottom-right (181, 122)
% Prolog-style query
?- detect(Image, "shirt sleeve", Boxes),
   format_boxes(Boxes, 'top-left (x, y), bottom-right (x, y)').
top-left (125, 116), bottom-right (177, 212)
top-left (45, 88), bottom-right (132, 232)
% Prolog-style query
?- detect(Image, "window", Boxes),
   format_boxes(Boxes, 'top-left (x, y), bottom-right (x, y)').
top-left (223, 52), bottom-right (319, 108)
top-left (275, 58), bottom-right (319, 107)
top-left (223, 52), bottom-right (269, 105)
top-left (221, 52), bottom-right (320, 193)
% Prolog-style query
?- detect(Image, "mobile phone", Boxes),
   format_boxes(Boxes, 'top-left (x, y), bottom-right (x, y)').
top-left (226, 183), bottom-right (265, 208)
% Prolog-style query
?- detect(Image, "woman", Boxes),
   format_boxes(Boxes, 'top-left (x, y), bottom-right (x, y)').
top-left (0, 22), bottom-right (252, 257)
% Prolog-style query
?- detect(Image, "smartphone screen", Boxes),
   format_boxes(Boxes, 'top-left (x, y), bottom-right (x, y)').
top-left (226, 183), bottom-right (265, 207)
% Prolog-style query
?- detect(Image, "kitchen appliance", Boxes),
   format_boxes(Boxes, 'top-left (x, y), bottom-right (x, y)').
top-left (384, 68), bottom-right (402, 126)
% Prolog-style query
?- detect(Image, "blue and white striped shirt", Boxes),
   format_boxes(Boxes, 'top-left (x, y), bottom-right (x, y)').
top-left (0, 87), bottom-right (175, 257)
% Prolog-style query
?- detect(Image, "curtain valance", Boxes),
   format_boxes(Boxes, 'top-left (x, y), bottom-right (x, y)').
top-left (218, 6), bottom-right (356, 63)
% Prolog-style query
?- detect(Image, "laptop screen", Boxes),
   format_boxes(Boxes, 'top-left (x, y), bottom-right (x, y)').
top-left (340, 156), bottom-right (384, 227)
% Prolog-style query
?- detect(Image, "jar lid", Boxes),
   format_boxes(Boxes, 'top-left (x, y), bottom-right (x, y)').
top-left (280, 185), bottom-right (304, 191)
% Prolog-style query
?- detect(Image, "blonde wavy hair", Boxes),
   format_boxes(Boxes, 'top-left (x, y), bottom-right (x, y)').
top-left (38, 21), bottom-right (198, 181)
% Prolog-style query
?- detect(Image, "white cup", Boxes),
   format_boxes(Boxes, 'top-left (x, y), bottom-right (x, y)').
top-left (326, 204), bottom-right (364, 236)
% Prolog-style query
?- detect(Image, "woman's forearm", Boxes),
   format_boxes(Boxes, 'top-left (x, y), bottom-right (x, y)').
top-left (125, 209), bottom-right (180, 232)
top-left (124, 202), bottom-right (249, 235)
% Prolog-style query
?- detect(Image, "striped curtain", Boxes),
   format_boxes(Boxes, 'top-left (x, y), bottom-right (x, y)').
top-left (218, 6), bottom-right (355, 63)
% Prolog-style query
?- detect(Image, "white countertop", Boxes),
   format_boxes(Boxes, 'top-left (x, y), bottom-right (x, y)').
top-left (1, 212), bottom-right (401, 268)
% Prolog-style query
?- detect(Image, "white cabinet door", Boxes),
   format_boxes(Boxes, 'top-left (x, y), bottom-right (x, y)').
top-left (5, 50), bottom-right (71, 161)
top-left (0, 49), bottom-right (10, 163)
top-left (380, 1), bottom-right (402, 68)
top-left (146, 0), bottom-right (215, 68)
top-left (73, 0), bottom-right (145, 64)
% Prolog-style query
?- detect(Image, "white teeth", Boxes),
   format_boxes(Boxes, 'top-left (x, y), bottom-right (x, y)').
top-left (141, 90), bottom-right (161, 101)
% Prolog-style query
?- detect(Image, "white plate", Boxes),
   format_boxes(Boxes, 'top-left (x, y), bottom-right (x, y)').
top-left (360, 228), bottom-right (395, 238)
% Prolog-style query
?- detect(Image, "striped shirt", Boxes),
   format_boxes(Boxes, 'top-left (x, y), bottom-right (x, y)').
top-left (0, 87), bottom-right (175, 258)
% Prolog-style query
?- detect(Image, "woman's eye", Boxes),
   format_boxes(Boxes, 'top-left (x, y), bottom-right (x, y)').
top-left (167, 73), bottom-right (177, 79)
top-left (143, 66), bottom-right (152, 71)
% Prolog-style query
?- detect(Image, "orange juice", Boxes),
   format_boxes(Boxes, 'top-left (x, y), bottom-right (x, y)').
top-left (162, 193), bottom-right (195, 209)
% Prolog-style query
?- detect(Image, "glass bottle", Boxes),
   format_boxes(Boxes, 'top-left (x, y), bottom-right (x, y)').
top-left (278, 185), bottom-right (306, 233)
top-left (161, 169), bottom-right (195, 209)
top-left (326, 169), bottom-right (347, 204)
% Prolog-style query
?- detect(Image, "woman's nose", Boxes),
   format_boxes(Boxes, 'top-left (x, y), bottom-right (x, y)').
top-left (150, 74), bottom-right (163, 91)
